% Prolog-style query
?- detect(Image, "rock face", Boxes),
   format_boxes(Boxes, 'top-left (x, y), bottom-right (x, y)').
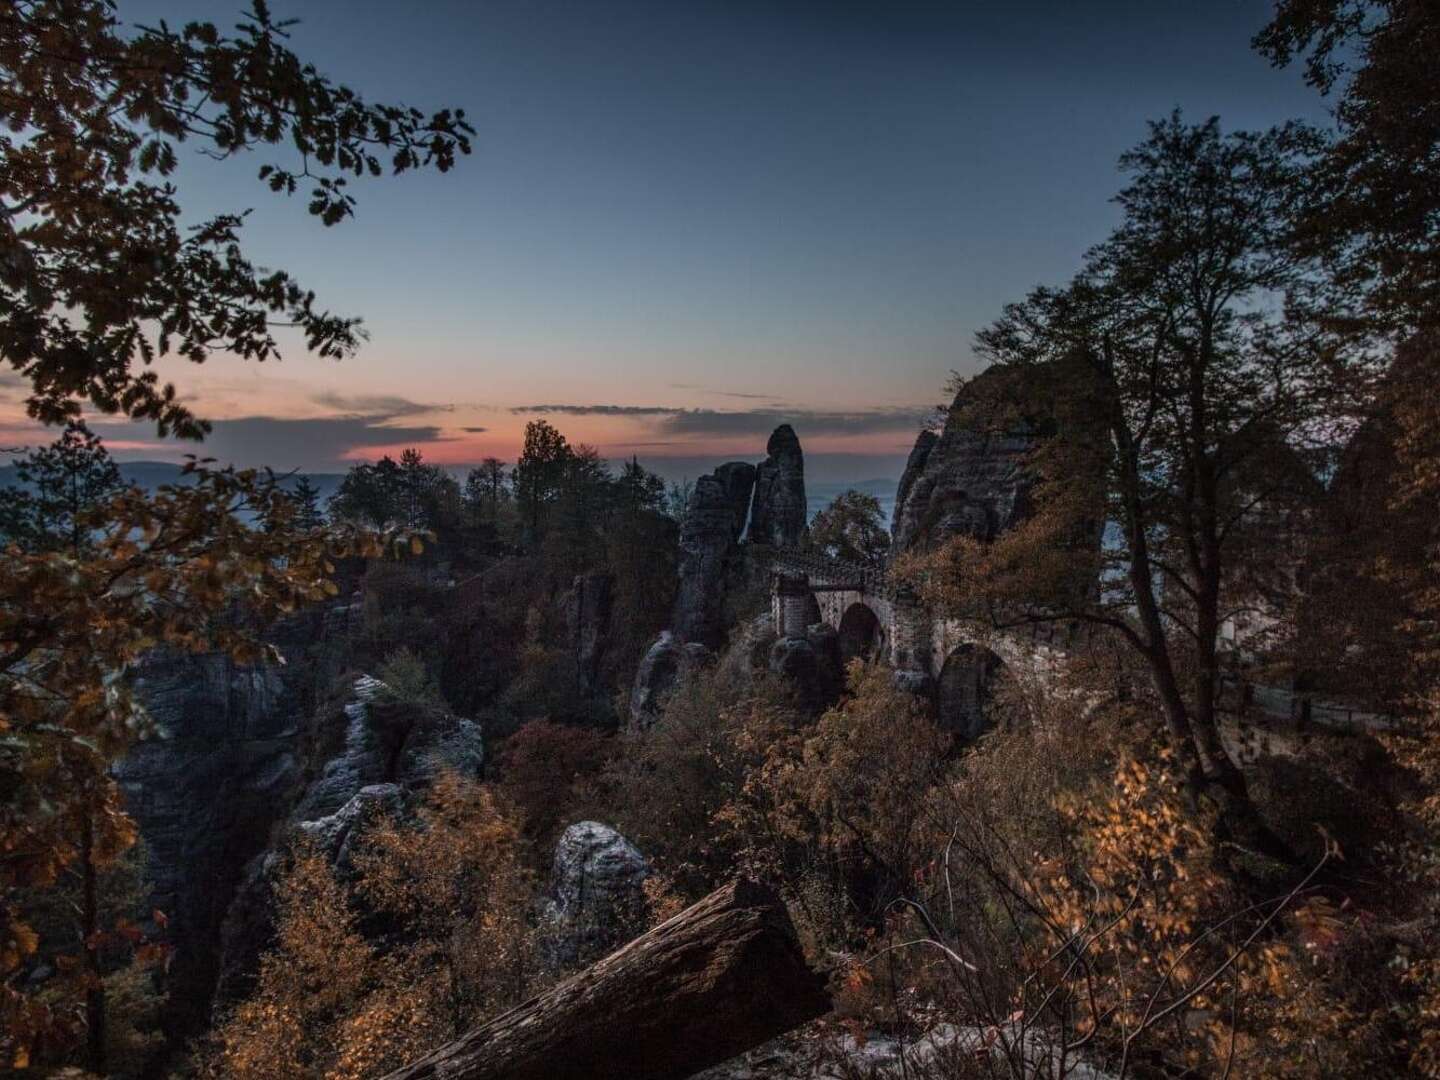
top-left (114, 602), bottom-right (342, 1036)
top-left (714, 461), bottom-right (759, 541)
top-left (891, 429), bottom-right (938, 538)
top-left (544, 821), bottom-right (649, 966)
top-left (214, 673), bottom-right (484, 1008)
top-left (630, 631), bottom-right (713, 724)
top-left (750, 425), bottom-right (807, 548)
top-left (891, 383), bottom-right (1037, 553)
top-left (768, 623), bottom-right (844, 712)
top-left (673, 464), bottom-right (756, 649)
top-left (567, 572), bottom-right (614, 694)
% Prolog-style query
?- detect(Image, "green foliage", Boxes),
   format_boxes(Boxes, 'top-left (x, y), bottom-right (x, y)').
top-left (808, 489), bottom-right (890, 567)
top-left (0, 0), bottom-right (472, 437)
top-left (376, 647), bottom-right (448, 711)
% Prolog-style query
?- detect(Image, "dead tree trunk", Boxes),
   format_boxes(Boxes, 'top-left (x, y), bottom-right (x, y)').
top-left (382, 878), bottom-right (830, 1080)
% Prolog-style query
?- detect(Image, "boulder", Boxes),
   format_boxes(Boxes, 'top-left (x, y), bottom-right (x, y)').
top-left (545, 821), bottom-right (649, 966)
top-left (630, 632), bottom-right (713, 725)
top-left (750, 424), bottom-right (808, 548)
top-left (721, 612), bottom-right (780, 680)
top-left (767, 624), bottom-right (843, 713)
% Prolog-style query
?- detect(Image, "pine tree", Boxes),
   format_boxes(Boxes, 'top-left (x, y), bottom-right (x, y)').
top-left (1, 422), bottom-right (124, 553)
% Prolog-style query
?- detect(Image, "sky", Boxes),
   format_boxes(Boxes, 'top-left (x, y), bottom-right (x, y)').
top-left (1, 0), bottom-right (1332, 483)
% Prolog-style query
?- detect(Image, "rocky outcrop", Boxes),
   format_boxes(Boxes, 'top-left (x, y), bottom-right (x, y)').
top-left (544, 821), bottom-right (649, 966)
top-left (750, 424), bottom-right (807, 548)
top-left (214, 673), bottom-right (484, 1008)
top-left (673, 464), bottom-right (756, 649)
top-left (630, 631), bottom-right (713, 724)
top-left (768, 623), bottom-right (843, 713)
top-left (891, 428), bottom-right (938, 537)
top-left (567, 572), bottom-right (614, 694)
top-left (721, 612), bottom-right (780, 680)
top-left (114, 600), bottom-right (348, 1037)
top-left (296, 783), bottom-right (404, 868)
top-left (891, 382), bottom-right (1037, 552)
top-left (714, 461), bottom-right (758, 541)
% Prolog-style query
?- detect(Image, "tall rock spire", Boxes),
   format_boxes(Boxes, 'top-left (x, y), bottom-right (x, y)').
top-left (749, 423), bottom-right (807, 548)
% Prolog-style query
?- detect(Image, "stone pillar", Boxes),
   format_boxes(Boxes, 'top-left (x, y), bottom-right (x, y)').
top-left (889, 586), bottom-right (932, 673)
top-left (773, 573), bottom-right (812, 639)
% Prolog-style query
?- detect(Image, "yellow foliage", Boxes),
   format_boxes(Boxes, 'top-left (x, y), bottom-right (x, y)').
top-left (205, 772), bottom-right (538, 1079)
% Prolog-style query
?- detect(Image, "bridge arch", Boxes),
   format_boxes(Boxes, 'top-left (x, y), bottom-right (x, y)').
top-left (837, 602), bottom-right (884, 664)
top-left (936, 643), bottom-right (1009, 744)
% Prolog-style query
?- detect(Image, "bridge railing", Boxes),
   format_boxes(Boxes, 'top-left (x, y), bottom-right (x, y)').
top-left (768, 548), bottom-right (899, 599)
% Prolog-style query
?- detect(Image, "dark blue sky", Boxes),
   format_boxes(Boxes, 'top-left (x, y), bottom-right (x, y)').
top-left (3, 0), bottom-right (1330, 478)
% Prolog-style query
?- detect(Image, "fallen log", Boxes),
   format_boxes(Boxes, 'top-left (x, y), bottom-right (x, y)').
top-left (381, 877), bottom-right (830, 1080)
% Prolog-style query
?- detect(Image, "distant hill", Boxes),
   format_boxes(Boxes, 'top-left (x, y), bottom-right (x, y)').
top-left (0, 461), bottom-right (899, 526)
top-left (0, 461), bottom-right (349, 505)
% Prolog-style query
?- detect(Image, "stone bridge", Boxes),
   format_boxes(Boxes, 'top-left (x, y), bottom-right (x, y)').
top-left (768, 549), bottom-right (1391, 744)
top-left (768, 549), bottom-right (1077, 740)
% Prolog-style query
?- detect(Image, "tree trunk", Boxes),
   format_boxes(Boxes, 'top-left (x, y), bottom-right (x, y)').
top-left (381, 878), bottom-right (830, 1080)
top-left (80, 812), bottom-right (105, 1076)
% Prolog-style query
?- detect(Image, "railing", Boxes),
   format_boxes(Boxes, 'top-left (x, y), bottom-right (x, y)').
top-left (768, 548), bottom-right (900, 599)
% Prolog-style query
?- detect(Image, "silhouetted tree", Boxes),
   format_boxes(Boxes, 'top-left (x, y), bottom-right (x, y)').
top-left (0, 422), bottom-right (124, 553)
top-left (329, 450), bottom-right (458, 533)
top-left (289, 477), bottom-right (326, 531)
top-left (613, 457), bottom-right (666, 516)
top-left (1257, 0), bottom-right (1440, 333)
top-left (809, 490), bottom-right (890, 567)
top-left (901, 114), bottom-right (1373, 859)
top-left (512, 420), bottom-right (570, 536)
top-left (465, 458), bottom-right (509, 517)
top-left (0, 0), bottom-right (472, 438)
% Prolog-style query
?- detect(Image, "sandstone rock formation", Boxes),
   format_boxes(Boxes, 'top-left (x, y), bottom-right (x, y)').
top-left (714, 461), bottom-right (759, 541)
top-left (296, 782), bottom-right (404, 868)
top-left (891, 379), bottom-right (1037, 552)
top-left (544, 820), bottom-right (649, 966)
top-left (750, 424), bottom-right (807, 548)
top-left (630, 631), bottom-right (713, 724)
top-left (214, 672), bottom-right (483, 1008)
top-left (891, 428), bottom-right (938, 537)
top-left (567, 571), bottom-right (614, 694)
top-left (672, 464), bottom-right (755, 649)
top-left (115, 602), bottom-right (342, 1036)
top-left (768, 623), bottom-right (843, 712)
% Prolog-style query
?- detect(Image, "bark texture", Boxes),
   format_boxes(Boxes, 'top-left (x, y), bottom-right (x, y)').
top-left (381, 878), bottom-right (830, 1080)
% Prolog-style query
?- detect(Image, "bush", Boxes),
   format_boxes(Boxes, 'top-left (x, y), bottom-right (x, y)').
top-left (375, 646), bottom-right (447, 710)
top-left (495, 719), bottom-right (613, 854)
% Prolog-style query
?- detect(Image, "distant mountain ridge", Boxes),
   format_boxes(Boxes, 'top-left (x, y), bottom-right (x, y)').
top-left (0, 461), bottom-right (899, 524)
